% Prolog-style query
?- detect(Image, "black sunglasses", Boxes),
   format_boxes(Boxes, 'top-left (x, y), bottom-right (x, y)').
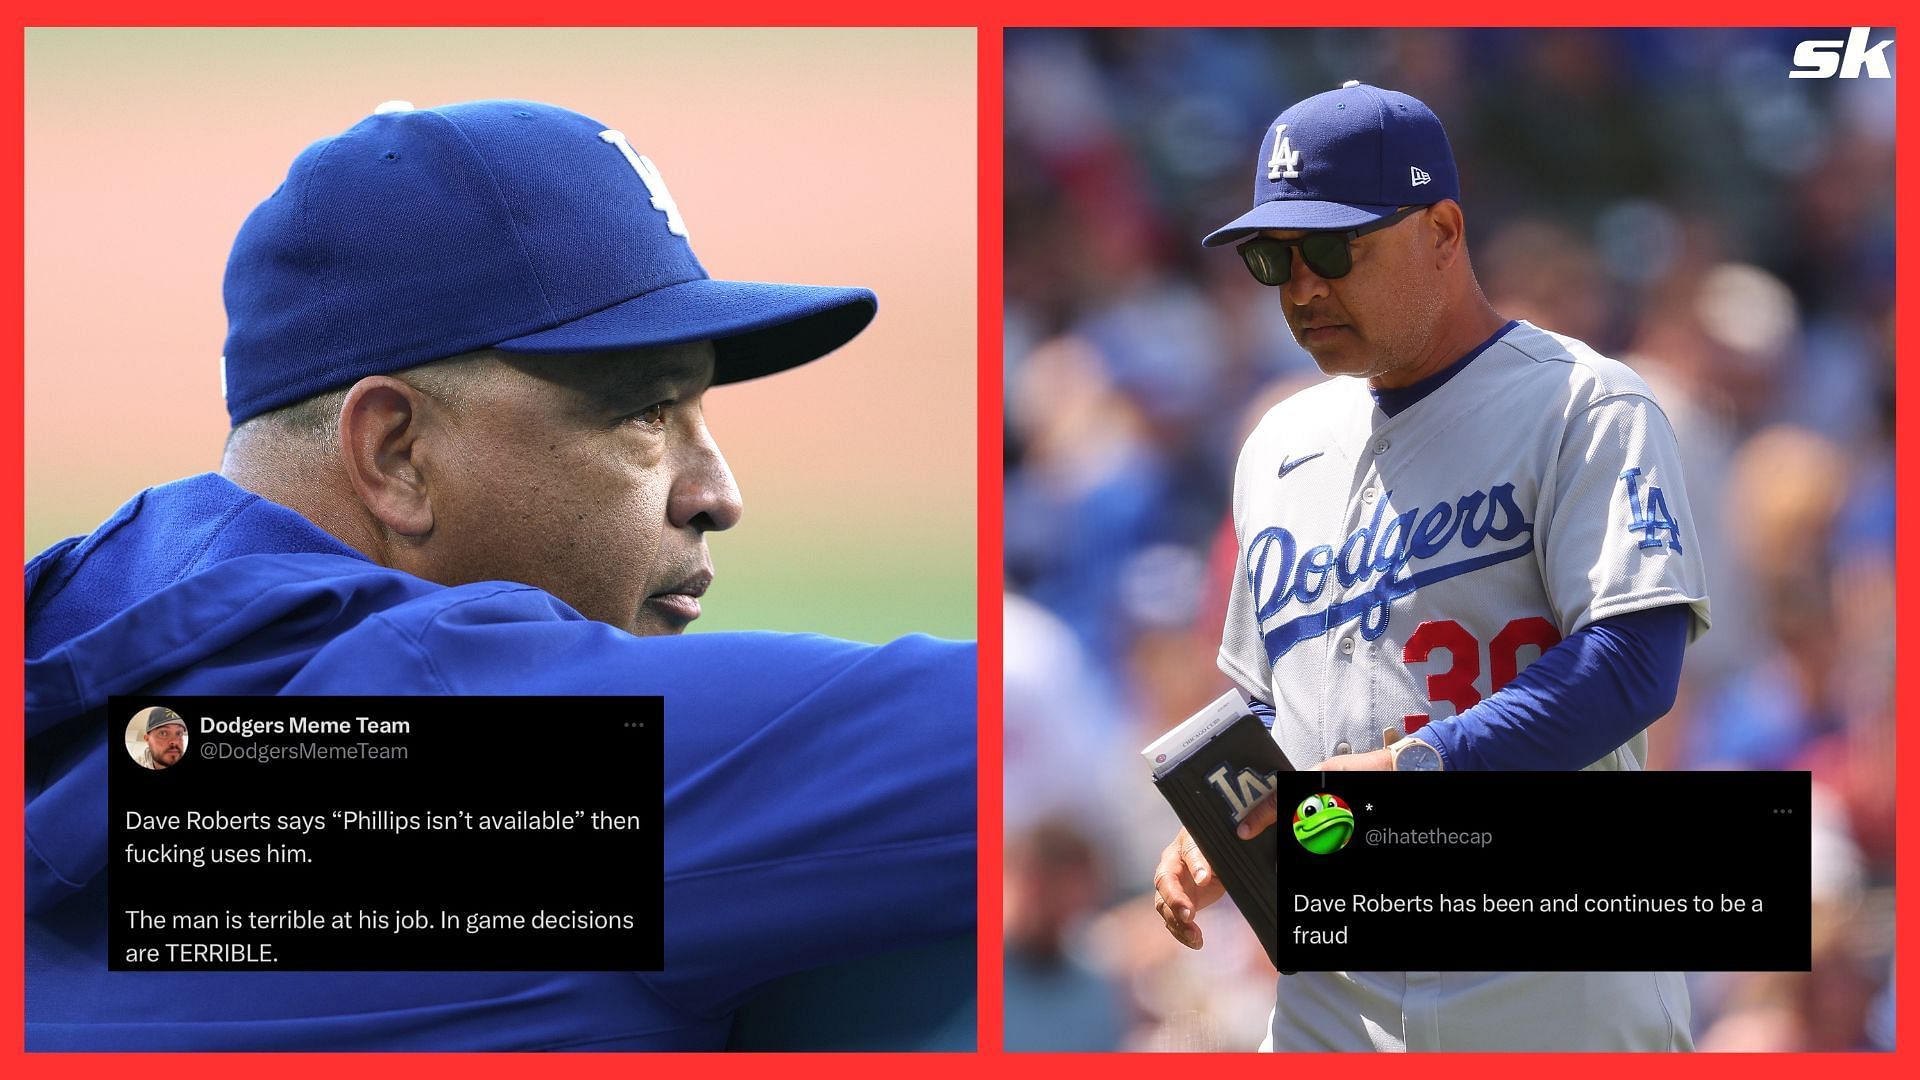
top-left (1235, 205), bottom-right (1423, 287)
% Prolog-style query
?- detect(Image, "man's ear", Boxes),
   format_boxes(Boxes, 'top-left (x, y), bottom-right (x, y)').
top-left (339, 375), bottom-right (436, 538)
top-left (1428, 200), bottom-right (1467, 269)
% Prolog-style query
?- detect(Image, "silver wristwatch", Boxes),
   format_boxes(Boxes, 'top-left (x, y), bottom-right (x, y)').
top-left (1383, 726), bottom-right (1445, 771)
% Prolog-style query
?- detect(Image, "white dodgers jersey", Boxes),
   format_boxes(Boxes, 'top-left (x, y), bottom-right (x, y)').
top-left (1221, 320), bottom-right (1709, 772)
top-left (1220, 321), bottom-right (1709, 1052)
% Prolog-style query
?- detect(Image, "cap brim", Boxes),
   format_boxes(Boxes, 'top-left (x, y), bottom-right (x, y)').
top-left (1201, 199), bottom-right (1402, 247)
top-left (493, 278), bottom-right (877, 384)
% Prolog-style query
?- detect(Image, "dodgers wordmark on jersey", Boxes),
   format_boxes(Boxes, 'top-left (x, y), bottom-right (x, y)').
top-left (1219, 320), bottom-right (1710, 1051)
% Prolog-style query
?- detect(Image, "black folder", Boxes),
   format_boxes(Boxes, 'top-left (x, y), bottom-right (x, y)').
top-left (1142, 690), bottom-right (1290, 970)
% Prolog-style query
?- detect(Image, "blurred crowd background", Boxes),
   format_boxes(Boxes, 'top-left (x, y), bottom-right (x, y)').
top-left (1002, 28), bottom-right (1895, 1052)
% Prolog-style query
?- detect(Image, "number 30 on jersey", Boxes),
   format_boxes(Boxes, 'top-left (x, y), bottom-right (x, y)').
top-left (1402, 617), bottom-right (1561, 733)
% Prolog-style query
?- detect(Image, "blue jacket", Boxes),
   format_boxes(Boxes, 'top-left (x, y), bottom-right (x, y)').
top-left (25, 474), bottom-right (977, 1050)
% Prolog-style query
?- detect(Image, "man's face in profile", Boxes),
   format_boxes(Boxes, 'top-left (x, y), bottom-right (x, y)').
top-left (144, 723), bottom-right (186, 768)
top-left (418, 341), bottom-right (743, 637)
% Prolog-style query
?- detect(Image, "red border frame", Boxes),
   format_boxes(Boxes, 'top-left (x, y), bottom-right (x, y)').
top-left (6, 7), bottom-right (1914, 1076)
top-left (978, 23), bottom-right (1007, 1059)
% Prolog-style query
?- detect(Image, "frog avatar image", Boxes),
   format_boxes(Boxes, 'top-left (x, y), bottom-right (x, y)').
top-left (1293, 793), bottom-right (1355, 855)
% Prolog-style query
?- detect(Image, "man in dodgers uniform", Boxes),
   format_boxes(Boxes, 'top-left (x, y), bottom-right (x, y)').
top-left (1151, 83), bottom-right (1709, 1051)
top-left (26, 100), bottom-right (975, 1050)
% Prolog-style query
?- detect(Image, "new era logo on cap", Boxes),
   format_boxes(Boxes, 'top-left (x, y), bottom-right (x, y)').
top-left (1410, 166), bottom-right (1432, 187)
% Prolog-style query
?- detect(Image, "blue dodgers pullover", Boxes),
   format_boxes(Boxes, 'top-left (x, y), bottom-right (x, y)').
top-left (25, 474), bottom-right (977, 1050)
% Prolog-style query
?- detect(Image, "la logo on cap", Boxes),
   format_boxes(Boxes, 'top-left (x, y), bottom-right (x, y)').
top-left (1268, 123), bottom-right (1303, 180)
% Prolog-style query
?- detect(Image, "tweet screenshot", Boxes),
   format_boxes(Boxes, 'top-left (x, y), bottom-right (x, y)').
top-left (1275, 770), bottom-right (1810, 972)
top-left (108, 696), bottom-right (663, 971)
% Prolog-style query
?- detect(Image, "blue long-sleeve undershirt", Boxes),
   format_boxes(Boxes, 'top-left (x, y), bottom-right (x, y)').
top-left (1247, 604), bottom-right (1690, 770)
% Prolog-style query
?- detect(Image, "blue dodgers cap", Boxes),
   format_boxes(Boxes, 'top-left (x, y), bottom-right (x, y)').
top-left (1201, 82), bottom-right (1460, 247)
top-left (221, 99), bottom-right (876, 425)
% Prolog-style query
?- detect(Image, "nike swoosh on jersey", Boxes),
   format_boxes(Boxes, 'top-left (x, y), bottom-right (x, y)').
top-left (1278, 452), bottom-right (1324, 478)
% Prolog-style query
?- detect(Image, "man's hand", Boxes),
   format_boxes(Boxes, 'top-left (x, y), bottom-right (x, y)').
top-left (1153, 827), bottom-right (1224, 949)
top-left (1152, 790), bottom-right (1278, 949)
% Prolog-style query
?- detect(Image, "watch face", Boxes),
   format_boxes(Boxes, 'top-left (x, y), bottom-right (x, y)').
top-left (1395, 740), bottom-right (1443, 772)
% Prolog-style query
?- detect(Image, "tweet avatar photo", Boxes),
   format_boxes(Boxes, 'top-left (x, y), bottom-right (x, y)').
top-left (126, 707), bottom-right (190, 771)
top-left (1293, 793), bottom-right (1354, 855)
